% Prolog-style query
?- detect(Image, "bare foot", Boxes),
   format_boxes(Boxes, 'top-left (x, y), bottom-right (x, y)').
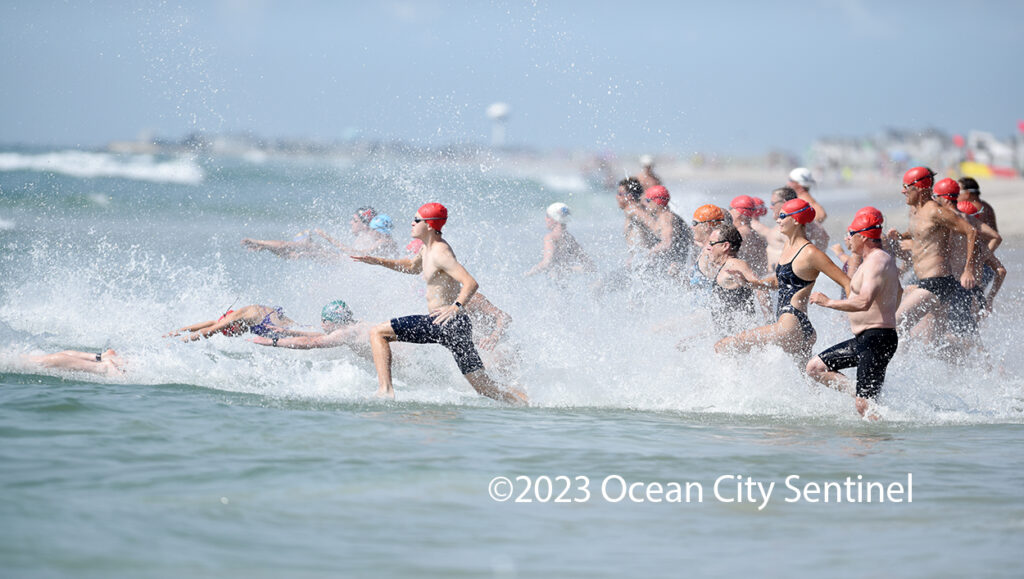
top-left (101, 349), bottom-right (126, 374)
top-left (375, 388), bottom-right (395, 399)
top-left (855, 397), bottom-right (880, 420)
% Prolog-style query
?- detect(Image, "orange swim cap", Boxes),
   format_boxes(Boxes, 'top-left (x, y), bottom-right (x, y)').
top-left (692, 204), bottom-right (725, 224)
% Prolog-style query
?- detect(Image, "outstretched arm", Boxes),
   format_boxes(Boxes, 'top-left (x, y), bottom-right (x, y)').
top-left (352, 251), bottom-right (423, 274)
top-left (725, 266), bottom-right (778, 290)
top-left (811, 247), bottom-right (852, 297)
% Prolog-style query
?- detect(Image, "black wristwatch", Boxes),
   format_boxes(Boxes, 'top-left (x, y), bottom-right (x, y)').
top-left (453, 301), bottom-right (463, 309)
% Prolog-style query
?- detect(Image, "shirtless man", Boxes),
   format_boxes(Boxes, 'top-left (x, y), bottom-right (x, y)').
top-left (728, 195), bottom-right (769, 276)
top-left (807, 211), bottom-right (901, 418)
top-left (887, 167), bottom-right (978, 333)
top-left (930, 179), bottom-right (1006, 337)
top-left (353, 203), bottom-right (527, 404)
top-left (629, 186), bottom-right (693, 277)
top-left (524, 202), bottom-right (595, 278)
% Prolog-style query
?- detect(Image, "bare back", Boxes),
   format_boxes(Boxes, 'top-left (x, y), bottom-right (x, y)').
top-left (908, 201), bottom-right (952, 279)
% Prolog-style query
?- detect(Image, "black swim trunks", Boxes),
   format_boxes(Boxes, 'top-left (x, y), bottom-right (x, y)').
top-left (918, 275), bottom-right (959, 303)
top-left (818, 328), bottom-right (899, 399)
top-left (948, 286), bottom-right (982, 335)
top-left (391, 313), bottom-right (484, 375)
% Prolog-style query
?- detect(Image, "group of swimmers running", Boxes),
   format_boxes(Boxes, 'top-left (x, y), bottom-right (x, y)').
top-left (25, 161), bottom-right (1005, 418)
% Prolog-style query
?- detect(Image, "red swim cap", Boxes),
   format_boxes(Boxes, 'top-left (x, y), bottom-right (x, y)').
top-left (730, 195), bottom-right (757, 216)
top-left (903, 167), bottom-right (935, 190)
top-left (848, 212), bottom-right (883, 239)
top-left (417, 202), bottom-right (448, 232)
top-left (644, 185), bottom-right (670, 206)
top-left (778, 198), bottom-right (816, 225)
top-left (957, 200), bottom-right (979, 215)
top-left (218, 310), bottom-right (242, 336)
top-left (855, 206), bottom-right (883, 221)
top-left (933, 178), bottom-right (960, 201)
top-left (752, 197), bottom-right (767, 217)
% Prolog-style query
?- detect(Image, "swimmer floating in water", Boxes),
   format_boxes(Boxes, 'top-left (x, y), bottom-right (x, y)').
top-left (20, 349), bottom-right (125, 376)
top-left (166, 304), bottom-right (297, 342)
top-left (249, 300), bottom-right (376, 361)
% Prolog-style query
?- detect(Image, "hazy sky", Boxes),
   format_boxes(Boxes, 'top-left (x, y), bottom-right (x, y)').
top-left (2, 0), bottom-right (1021, 155)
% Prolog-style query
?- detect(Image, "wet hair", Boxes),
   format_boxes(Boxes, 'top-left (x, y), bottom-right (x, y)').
top-left (353, 206), bottom-right (377, 225)
top-left (772, 187), bottom-right (798, 203)
top-left (958, 177), bottom-right (981, 196)
top-left (617, 177), bottom-right (644, 201)
top-left (713, 224), bottom-right (743, 255)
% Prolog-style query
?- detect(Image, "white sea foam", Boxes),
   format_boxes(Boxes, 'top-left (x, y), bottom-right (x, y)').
top-left (0, 150), bottom-right (204, 184)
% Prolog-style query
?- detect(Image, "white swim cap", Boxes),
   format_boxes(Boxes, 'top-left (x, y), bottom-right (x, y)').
top-left (639, 154), bottom-right (654, 167)
top-left (788, 167), bottom-right (816, 187)
top-left (546, 202), bottom-right (571, 224)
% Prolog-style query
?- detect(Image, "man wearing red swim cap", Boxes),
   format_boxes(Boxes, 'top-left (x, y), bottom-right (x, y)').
top-left (928, 180), bottom-right (1006, 339)
top-left (352, 203), bottom-right (527, 405)
top-left (807, 210), bottom-right (902, 418)
top-left (889, 168), bottom-right (979, 335)
top-left (729, 195), bottom-right (769, 276)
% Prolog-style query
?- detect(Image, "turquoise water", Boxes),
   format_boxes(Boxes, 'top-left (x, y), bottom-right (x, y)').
top-left (2, 148), bottom-right (1023, 576)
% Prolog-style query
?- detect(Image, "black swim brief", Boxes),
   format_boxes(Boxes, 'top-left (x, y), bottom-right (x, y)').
top-left (391, 313), bottom-right (484, 375)
top-left (817, 328), bottom-right (899, 399)
top-left (918, 275), bottom-right (959, 303)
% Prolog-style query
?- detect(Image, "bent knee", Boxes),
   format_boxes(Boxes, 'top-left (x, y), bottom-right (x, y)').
top-left (806, 356), bottom-right (827, 376)
top-left (370, 323), bottom-right (396, 341)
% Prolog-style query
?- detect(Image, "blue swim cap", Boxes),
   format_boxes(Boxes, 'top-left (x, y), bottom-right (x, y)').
top-left (321, 300), bottom-right (354, 325)
top-left (370, 214), bottom-right (393, 234)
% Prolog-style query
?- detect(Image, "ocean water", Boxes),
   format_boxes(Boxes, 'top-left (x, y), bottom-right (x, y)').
top-left (1, 147), bottom-right (1022, 576)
